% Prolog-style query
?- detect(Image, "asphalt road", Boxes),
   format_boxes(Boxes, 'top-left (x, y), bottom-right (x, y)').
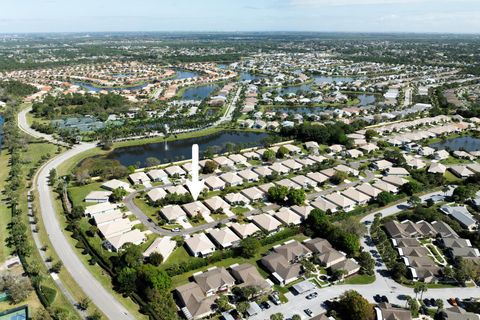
top-left (19, 109), bottom-right (135, 319)
top-left (36, 143), bottom-right (135, 319)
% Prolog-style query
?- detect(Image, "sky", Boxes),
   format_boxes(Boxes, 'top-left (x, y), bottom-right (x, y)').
top-left (0, 0), bottom-right (479, 34)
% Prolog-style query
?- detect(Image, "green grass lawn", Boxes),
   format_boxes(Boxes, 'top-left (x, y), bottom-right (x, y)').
top-left (444, 170), bottom-right (462, 183)
top-left (342, 274), bottom-right (375, 285)
top-left (231, 207), bottom-right (249, 215)
top-left (132, 196), bottom-right (158, 221)
top-left (0, 152), bottom-right (12, 262)
top-left (68, 182), bottom-right (104, 208)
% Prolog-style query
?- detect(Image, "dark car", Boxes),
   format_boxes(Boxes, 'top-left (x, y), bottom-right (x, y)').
top-left (423, 299), bottom-right (431, 307)
top-left (306, 292), bottom-right (318, 300)
top-left (304, 309), bottom-right (313, 317)
top-left (269, 295), bottom-right (281, 305)
top-left (455, 298), bottom-right (465, 308)
top-left (260, 301), bottom-right (271, 310)
top-left (381, 295), bottom-right (389, 303)
top-left (430, 298), bottom-right (437, 306)
top-left (374, 294), bottom-right (382, 303)
top-left (322, 300), bottom-right (333, 308)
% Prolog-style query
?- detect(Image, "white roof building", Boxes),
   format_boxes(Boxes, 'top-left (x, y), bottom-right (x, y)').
top-left (306, 172), bottom-right (329, 184)
top-left (237, 169), bottom-right (260, 182)
top-left (85, 191), bottom-right (112, 203)
top-left (101, 179), bottom-right (133, 192)
top-left (428, 162), bottom-right (447, 174)
top-left (129, 172), bottom-right (150, 185)
top-left (98, 218), bottom-right (135, 239)
top-left (274, 208), bottom-right (302, 225)
top-left (164, 165), bottom-right (187, 177)
top-left (93, 210), bottom-right (124, 226)
top-left (143, 236), bottom-right (176, 261)
top-left (147, 169), bottom-right (168, 181)
top-left (108, 229), bottom-right (147, 252)
top-left (147, 188), bottom-right (167, 202)
top-left (208, 227), bottom-right (241, 249)
top-left (85, 202), bottom-right (120, 217)
top-left (356, 183), bottom-right (382, 198)
top-left (204, 175), bottom-right (226, 191)
top-left (224, 192), bottom-right (250, 205)
top-left (270, 162), bottom-right (290, 175)
top-left (160, 205), bottom-right (187, 222)
top-left (250, 214), bottom-right (282, 232)
top-left (311, 197), bottom-right (338, 213)
top-left (241, 187), bottom-right (265, 202)
top-left (182, 201), bottom-right (211, 218)
top-left (342, 188), bottom-right (372, 205)
top-left (219, 172), bottom-right (243, 187)
top-left (253, 166), bottom-right (273, 177)
top-left (185, 233), bottom-right (216, 257)
top-left (324, 193), bottom-right (356, 212)
top-left (203, 196), bottom-right (230, 212)
top-left (228, 222), bottom-right (261, 239)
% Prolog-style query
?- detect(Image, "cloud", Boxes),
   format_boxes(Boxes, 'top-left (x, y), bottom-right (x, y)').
top-left (289, 0), bottom-right (473, 7)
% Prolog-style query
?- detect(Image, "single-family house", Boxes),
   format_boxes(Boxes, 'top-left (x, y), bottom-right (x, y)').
top-left (185, 233), bottom-right (216, 257)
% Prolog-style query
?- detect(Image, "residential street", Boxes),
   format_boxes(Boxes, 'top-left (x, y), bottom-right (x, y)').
top-left (251, 189), bottom-right (480, 320)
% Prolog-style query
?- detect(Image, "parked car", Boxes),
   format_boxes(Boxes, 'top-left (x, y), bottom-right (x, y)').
top-left (448, 298), bottom-right (457, 306)
top-left (306, 292), bottom-right (318, 300)
top-left (269, 294), bottom-right (281, 305)
top-left (381, 295), bottom-right (389, 303)
top-left (455, 298), bottom-right (465, 308)
top-left (171, 227), bottom-right (180, 232)
top-left (423, 299), bottom-right (431, 307)
top-left (374, 294), bottom-right (382, 303)
top-left (430, 298), bottom-right (437, 306)
top-left (304, 309), bottom-right (313, 317)
top-left (260, 301), bottom-right (271, 310)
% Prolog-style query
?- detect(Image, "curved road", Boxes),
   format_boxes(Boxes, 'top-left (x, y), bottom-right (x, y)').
top-left (18, 109), bottom-right (135, 320)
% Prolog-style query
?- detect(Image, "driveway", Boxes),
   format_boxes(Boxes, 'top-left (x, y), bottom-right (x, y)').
top-left (251, 188), bottom-right (480, 320)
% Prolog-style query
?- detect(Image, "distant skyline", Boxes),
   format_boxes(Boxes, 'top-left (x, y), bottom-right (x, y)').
top-left (1, 0), bottom-right (479, 34)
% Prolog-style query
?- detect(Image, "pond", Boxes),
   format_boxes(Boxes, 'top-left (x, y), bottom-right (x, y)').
top-left (106, 130), bottom-right (269, 167)
top-left (274, 83), bottom-right (314, 95)
top-left (173, 69), bottom-right (201, 80)
top-left (74, 82), bottom-right (148, 92)
top-left (239, 72), bottom-right (264, 82)
top-left (356, 94), bottom-right (376, 106)
top-left (430, 136), bottom-right (480, 152)
top-left (180, 84), bottom-right (219, 101)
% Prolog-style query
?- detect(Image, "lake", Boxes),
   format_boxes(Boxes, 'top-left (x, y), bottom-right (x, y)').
top-left (180, 84), bottom-right (219, 101)
top-left (74, 82), bottom-right (148, 92)
top-left (430, 136), bottom-right (480, 152)
top-left (173, 69), bottom-right (200, 80)
top-left (106, 130), bottom-right (269, 167)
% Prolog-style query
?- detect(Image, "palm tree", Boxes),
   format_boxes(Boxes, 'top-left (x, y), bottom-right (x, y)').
top-left (414, 282), bottom-right (428, 300)
top-left (436, 299), bottom-right (444, 312)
